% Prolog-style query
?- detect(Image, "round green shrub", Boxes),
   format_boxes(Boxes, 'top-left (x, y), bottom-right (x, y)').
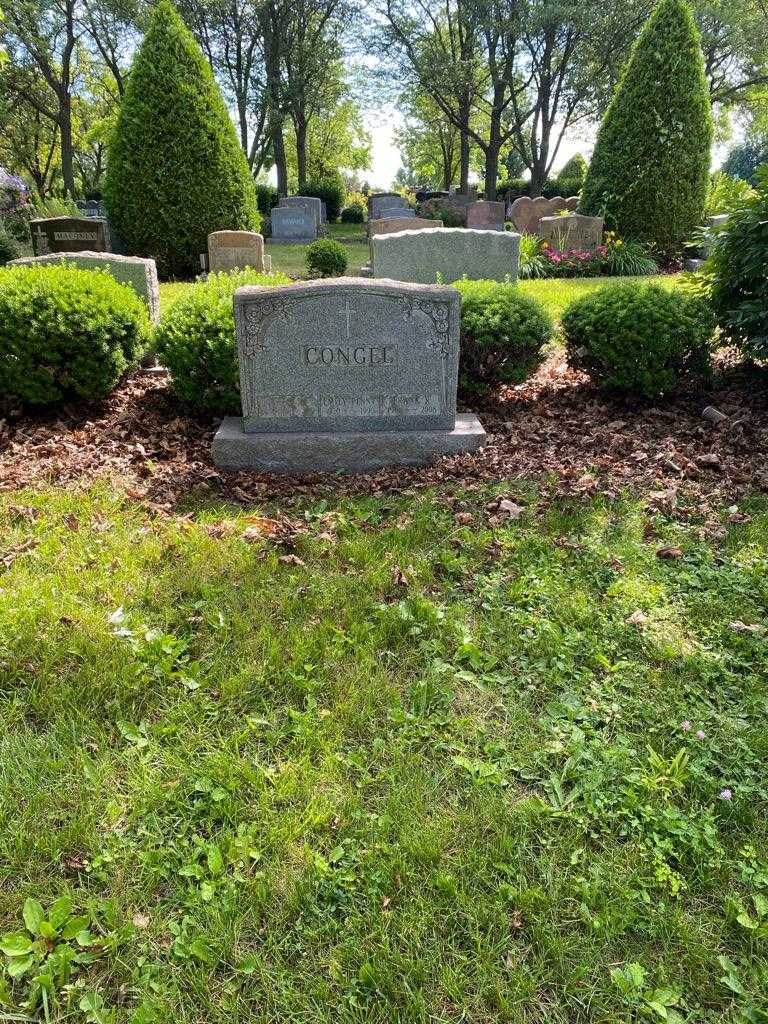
top-left (0, 265), bottom-right (147, 407)
top-left (562, 282), bottom-right (715, 398)
top-left (340, 203), bottom-right (365, 224)
top-left (555, 153), bottom-right (588, 197)
top-left (454, 279), bottom-right (553, 393)
top-left (155, 269), bottom-right (291, 415)
top-left (305, 239), bottom-right (348, 278)
top-left (301, 175), bottom-right (346, 222)
top-left (708, 166), bottom-right (768, 360)
top-left (104, 0), bottom-right (259, 279)
top-left (580, 0), bottom-right (711, 254)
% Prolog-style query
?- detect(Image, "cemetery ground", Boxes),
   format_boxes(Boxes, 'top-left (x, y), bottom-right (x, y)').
top-left (1, 315), bottom-right (768, 1020)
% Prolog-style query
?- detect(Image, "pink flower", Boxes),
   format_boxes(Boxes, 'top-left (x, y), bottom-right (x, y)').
top-left (696, 729), bottom-right (706, 739)
top-left (719, 788), bottom-right (732, 801)
top-left (681, 720), bottom-right (691, 732)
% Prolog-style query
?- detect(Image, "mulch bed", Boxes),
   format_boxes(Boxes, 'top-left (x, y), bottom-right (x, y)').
top-left (1, 354), bottom-right (767, 518)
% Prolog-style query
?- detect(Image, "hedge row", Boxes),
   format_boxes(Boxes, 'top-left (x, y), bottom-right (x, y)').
top-left (6, 238), bottom-right (764, 413)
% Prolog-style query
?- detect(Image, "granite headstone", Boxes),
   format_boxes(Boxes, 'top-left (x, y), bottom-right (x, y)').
top-left (211, 277), bottom-right (486, 473)
top-left (371, 227), bottom-right (521, 284)
top-left (208, 231), bottom-right (266, 273)
top-left (270, 207), bottom-right (317, 244)
top-left (31, 216), bottom-right (110, 255)
top-left (10, 250), bottom-right (160, 322)
top-left (280, 196), bottom-right (324, 232)
top-left (368, 193), bottom-right (410, 220)
top-left (509, 195), bottom-right (579, 235)
top-left (539, 213), bottom-right (603, 252)
top-left (466, 201), bottom-right (505, 231)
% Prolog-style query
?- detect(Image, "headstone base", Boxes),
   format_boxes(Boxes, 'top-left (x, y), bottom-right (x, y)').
top-left (212, 413), bottom-right (486, 474)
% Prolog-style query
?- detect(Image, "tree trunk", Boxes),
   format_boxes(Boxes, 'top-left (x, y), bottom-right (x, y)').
top-left (58, 95), bottom-right (76, 198)
top-left (484, 142), bottom-right (500, 202)
top-left (295, 114), bottom-right (307, 189)
top-left (459, 129), bottom-right (470, 192)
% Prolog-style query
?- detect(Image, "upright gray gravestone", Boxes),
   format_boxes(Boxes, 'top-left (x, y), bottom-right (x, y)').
top-left (371, 227), bottom-right (521, 284)
top-left (368, 193), bottom-right (410, 220)
top-left (31, 216), bottom-right (110, 255)
top-left (270, 207), bottom-right (317, 244)
top-left (11, 251), bottom-right (160, 322)
top-left (211, 278), bottom-right (486, 474)
top-left (279, 196), bottom-right (324, 233)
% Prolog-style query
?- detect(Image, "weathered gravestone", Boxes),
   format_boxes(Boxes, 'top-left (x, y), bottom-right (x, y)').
top-left (368, 193), bottom-right (410, 220)
top-left (466, 201), bottom-right (505, 231)
top-left (10, 251), bottom-right (160, 322)
top-left (208, 231), bottom-right (266, 273)
top-left (270, 207), bottom-right (317, 244)
top-left (371, 227), bottom-right (521, 285)
top-left (362, 217), bottom-right (444, 275)
top-left (279, 196), bottom-right (324, 234)
top-left (539, 213), bottom-right (603, 252)
top-left (31, 216), bottom-right (110, 255)
top-left (211, 277), bottom-right (486, 474)
top-left (509, 195), bottom-right (579, 235)
top-left (377, 208), bottom-right (416, 220)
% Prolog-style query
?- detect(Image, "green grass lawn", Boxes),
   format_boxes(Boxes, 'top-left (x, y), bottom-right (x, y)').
top-left (1, 483), bottom-right (767, 1022)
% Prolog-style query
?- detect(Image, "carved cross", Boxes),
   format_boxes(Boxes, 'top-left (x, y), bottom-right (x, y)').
top-left (337, 298), bottom-right (358, 341)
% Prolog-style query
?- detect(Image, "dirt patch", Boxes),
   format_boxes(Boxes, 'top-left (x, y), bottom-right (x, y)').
top-left (1, 354), bottom-right (766, 514)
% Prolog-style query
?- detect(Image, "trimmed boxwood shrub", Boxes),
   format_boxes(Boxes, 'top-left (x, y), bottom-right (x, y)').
top-left (0, 265), bottom-right (147, 408)
top-left (563, 282), bottom-right (715, 398)
top-left (580, 0), bottom-right (712, 253)
top-left (154, 269), bottom-right (291, 415)
top-left (301, 176), bottom-right (346, 223)
top-left (454, 279), bottom-right (553, 393)
top-left (305, 239), bottom-right (348, 278)
top-left (708, 166), bottom-right (768, 360)
top-left (555, 153), bottom-right (587, 197)
top-left (340, 203), bottom-right (365, 224)
top-left (104, 0), bottom-right (259, 279)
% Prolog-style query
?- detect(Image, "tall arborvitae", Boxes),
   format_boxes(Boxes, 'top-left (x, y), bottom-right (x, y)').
top-left (580, 0), bottom-right (712, 252)
top-left (104, 0), bottom-right (258, 278)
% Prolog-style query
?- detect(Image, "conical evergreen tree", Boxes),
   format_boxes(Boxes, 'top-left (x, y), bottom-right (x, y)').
top-left (580, 0), bottom-right (712, 252)
top-left (104, 0), bottom-right (258, 278)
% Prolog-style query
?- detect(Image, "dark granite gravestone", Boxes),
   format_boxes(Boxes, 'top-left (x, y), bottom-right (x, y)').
top-left (31, 217), bottom-right (110, 255)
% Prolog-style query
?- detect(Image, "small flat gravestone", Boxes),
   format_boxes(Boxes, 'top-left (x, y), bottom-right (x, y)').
top-left (31, 216), bottom-right (110, 255)
top-left (466, 201), bottom-right (505, 231)
top-left (208, 231), bottom-right (266, 273)
top-left (211, 277), bottom-right (486, 474)
top-left (270, 207), bottom-right (317, 244)
top-left (371, 227), bottom-right (520, 284)
top-left (11, 251), bottom-right (160, 322)
top-left (539, 213), bottom-right (603, 252)
top-left (509, 195), bottom-right (578, 235)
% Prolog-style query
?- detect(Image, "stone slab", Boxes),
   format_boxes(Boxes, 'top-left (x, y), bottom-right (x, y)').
top-left (234, 277), bottom-right (461, 434)
top-left (539, 213), bottom-right (603, 252)
top-left (368, 217), bottom-right (442, 256)
top-left (11, 250), bottom-right (160, 322)
top-left (280, 196), bottom-right (324, 231)
top-left (208, 230), bottom-right (265, 273)
top-left (31, 216), bottom-right (110, 255)
top-left (466, 201), bottom-right (505, 230)
top-left (509, 195), bottom-right (579, 235)
top-left (371, 227), bottom-right (521, 284)
top-left (368, 193), bottom-right (410, 220)
top-left (212, 412), bottom-right (486, 474)
top-left (270, 206), bottom-right (317, 243)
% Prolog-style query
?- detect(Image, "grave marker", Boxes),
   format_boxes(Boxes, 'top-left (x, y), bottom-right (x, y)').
top-left (538, 213), bottom-right (603, 252)
top-left (31, 216), bottom-right (110, 256)
top-left (208, 231), bottom-right (266, 273)
top-left (509, 195), bottom-right (579, 235)
top-left (270, 207), bottom-right (317, 244)
top-left (371, 227), bottom-right (520, 284)
top-left (211, 277), bottom-right (486, 473)
top-left (466, 201), bottom-right (505, 231)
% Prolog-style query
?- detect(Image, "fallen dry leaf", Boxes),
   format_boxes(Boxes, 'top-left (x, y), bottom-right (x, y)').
top-left (278, 554), bottom-right (306, 566)
top-left (656, 546), bottom-right (684, 560)
top-left (626, 609), bottom-right (648, 626)
top-left (132, 912), bottom-right (151, 930)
